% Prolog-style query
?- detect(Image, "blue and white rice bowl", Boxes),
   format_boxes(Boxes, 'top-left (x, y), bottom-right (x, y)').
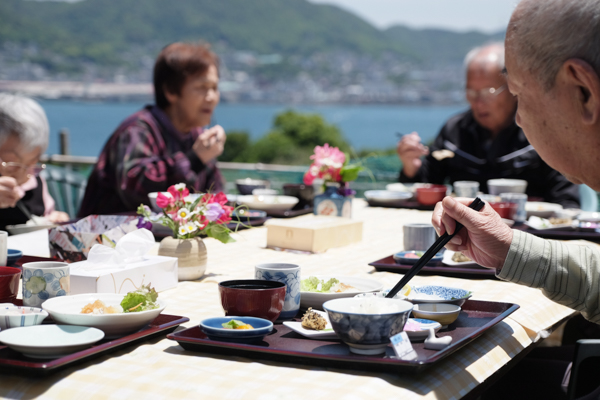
top-left (0, 305), bottom-right (48, 330)
top-left (323, 297), bottom-right (413, 355)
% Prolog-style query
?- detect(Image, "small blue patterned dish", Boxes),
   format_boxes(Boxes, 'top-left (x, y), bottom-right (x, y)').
top-left (0, 305), bottom-right (49, 330)
top-left (6, 249), bottom-right (23, 266)
top-left (200, 316), bottom-right (273, 344)
top-left (407, 285), bottom-right (472, 306)
top-left (393, 251), bottom-right (444, 265)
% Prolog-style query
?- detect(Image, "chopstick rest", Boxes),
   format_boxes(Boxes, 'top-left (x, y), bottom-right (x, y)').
top-left (424, 328), bottom-right (452, 350)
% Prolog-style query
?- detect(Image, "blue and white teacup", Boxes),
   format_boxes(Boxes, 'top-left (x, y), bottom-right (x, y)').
top-left (500, 192), bottom-right (528, 223)
top-left (22, 261), bottom-right (70, 307)
top-left (255, 263), bottom-right (300, 320)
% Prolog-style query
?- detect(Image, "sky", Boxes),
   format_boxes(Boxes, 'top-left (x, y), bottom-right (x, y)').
top-left (308, 0), bottom-right (519, 33)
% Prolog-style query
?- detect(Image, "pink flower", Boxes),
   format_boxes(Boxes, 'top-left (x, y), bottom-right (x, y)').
top-left (156, 192), bottom-right (174, 209)
top-left (310, 144), bottom-right (345, 169)
top-left (167, 184), bottom-right (190, 201)
top-left (303, 164), bottom-right (320, 185)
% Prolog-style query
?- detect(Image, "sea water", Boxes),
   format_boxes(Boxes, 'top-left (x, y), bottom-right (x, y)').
top-left (39, 100), bottom-right (467, 157)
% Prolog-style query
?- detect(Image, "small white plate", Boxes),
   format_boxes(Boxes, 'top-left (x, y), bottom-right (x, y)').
top-left (525, 202), bottom-right (563, 218)
top-left (0, 325), bottom-right (104, 358)
top-left (282, 310), bottom-right (338, 339)
top-left (237, 195), bottom-right (299, 211)
top-left (300, 276), bottom-right (384, 310)
top-left (364, 190), bottom-right (412, 204)
top-left (578, 212), bottom-right (600, 223)
top-left (442, 250), bottom-right (479, 267)
top-left (524, 216), bottom-right (575, 231)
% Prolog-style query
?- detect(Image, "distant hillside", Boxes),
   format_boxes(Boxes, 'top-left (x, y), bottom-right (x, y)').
top-left (0, 0), bottom-right (502, 67)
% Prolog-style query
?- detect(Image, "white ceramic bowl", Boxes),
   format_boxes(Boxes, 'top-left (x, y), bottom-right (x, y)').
top-left (237, 195), bottom-right (299, 211)
top-left (0, 324), bottom-right (104, 359)
top-left (300, 275), bottom-right (384, 310)
top-left (0, 305), bottom-right (49, 330)
top-left (487, 179), bottom-right (528, 195)
top-left (412, 303), bottom-right (461, 327)
top-left (42, 293), bottom-right (166, 338)
top-left (525, 201), bottom-right (563, 218)
top-left (578, 212), bottom-right (600, 223)
top-left (364, 190), bottom-right (412, 204)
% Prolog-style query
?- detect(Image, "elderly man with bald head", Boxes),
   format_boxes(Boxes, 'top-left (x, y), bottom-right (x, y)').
top-left (397, 43), bottom-right (580, 207)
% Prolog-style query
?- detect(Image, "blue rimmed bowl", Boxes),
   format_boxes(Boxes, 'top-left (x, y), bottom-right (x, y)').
top-left (393, 251), bottom-right (444, 265)
top-left (323, 297), bottom-right (413, 355)
top-left (6, 249), bottom-right (23, 266)
top-left (199, 316), bottom-right (273, 344)
top-left (407, 285), bottom-right (472, 306)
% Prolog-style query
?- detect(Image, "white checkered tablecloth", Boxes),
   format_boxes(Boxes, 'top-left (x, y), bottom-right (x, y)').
top-left (0, 200), bottom-right (574, 399)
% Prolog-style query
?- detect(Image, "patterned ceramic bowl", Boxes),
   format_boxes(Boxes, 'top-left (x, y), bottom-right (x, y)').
top-left (323, 297), bottom-right (413, 355)
top-left (406, 285), bottom-right (472, 306)
top-left (0, 305), bottom-right (49, 330)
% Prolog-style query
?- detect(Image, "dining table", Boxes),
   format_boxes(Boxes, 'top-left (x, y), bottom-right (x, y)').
top-left (2, 199), bottom-right (578, 400)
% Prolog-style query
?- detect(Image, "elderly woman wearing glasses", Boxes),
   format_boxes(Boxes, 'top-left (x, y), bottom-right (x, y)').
top-left (0, 93), bottom-right (69, 230)
top-left (396, 43), bottom-right (580, 207)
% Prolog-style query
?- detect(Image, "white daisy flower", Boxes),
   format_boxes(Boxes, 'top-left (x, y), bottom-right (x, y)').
top-left (178, 226), bottom-right (187, 236)
top-left (177, 208), bottom-right (190, 220)
top-left (186, 223), bottom-right (198, 233)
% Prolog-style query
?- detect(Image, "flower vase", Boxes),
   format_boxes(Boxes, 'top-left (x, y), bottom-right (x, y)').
top-left (313, 183), bottom-right (354, 218)
top-left (158, 236), bottom-right (207, 281)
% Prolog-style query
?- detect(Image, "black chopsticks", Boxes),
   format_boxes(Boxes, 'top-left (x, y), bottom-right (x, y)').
top-left (386, 197), bottom-right (485, 299)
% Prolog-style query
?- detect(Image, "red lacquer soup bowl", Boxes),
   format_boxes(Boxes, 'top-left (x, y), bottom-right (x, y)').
top-left (0, 266), bottom-right (22, 303)
top-left (218, 280), bottom-right (286, 322)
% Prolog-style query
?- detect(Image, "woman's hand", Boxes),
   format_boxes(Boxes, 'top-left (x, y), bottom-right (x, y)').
top-left (396, 132), bottom-right (429, 178)
top-left (432, 197), bottom-right (513, 270)
top-left (46, 211), bottom-right (70, 223)
top-left (0, 176), bottom-right (20, 208)
top-left (193, 125), bottom-right (226, 164)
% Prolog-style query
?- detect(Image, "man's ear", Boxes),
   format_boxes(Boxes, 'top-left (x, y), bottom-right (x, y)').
top-left (561, 58), bottom-right (600, 125)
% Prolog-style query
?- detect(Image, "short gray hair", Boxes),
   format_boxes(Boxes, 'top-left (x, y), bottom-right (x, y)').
top-left (0, 93), bottom-right (49, 152)
top-left (508, 0), bottom-right (600, 90)
top-left (464, 42), bottom-right (505, 71)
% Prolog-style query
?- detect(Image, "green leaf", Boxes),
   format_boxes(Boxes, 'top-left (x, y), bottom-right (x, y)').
top-left (340, 164), bottom-right (363, 182)
top-left (120, 284), bottom-right (159, 313)
top-left (205, 224), bottom-right (236, 244)
top-left (222, 319), bottom-right (246, 329)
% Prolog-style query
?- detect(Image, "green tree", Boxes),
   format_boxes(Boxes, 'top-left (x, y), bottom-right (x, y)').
top-left (219, 130), bottom-right (251, 162)
top-left (248, 110), bottom-right (350, 165)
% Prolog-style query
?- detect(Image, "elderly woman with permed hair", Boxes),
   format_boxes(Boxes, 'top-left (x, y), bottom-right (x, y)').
top-left (0, 93), bottom-right (69, 230)
top-left (78, 42), bottom-right (226, 217)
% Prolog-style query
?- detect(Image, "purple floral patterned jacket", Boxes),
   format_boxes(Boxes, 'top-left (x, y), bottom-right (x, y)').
top-left (78, 105), bottom-right (224, 217)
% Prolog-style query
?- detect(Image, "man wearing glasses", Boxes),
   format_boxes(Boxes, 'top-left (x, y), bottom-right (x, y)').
top-left (0, 93), bottom-right (69, 230)
top-left (396, 43), bottom-right (580, 207)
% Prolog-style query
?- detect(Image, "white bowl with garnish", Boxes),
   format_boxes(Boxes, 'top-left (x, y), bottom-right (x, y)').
top-left (42, 293), bottom-right (166, 338)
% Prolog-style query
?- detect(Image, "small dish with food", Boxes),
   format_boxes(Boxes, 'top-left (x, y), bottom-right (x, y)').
top-left (403, 318), bottom-right (442, 341)
top-left (199, 316), bottom-right (273, 343)
top-left (393, 250), bottom-right (444, 265)
top-left (42, 285), bottom-right (165, 338)
top-left (525, 201), bottom-right (564, 218)
top-left (0, 305), bottom-right (49, 330)
top-left (282, 308), bottom-right (338, 339)
top-left (403, 285), bottom-right (472, 306)
top-left (442, 250), bottom-right (480, 267)
top-left (299, 275), bottom-right (383, 310)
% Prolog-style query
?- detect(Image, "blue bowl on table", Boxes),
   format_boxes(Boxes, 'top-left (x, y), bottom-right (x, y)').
top-left (6, 249), bottom-right (23, 266)
top-left (199, 316), bottom-right (273, 344)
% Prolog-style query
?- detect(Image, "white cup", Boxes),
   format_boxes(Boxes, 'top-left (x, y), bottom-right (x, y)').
top-left (453, 181), bottom-right (479, 198)
top-left (22, 261), bottom-right (70, 307)
top-left (0, 231), bottom-right (7, 266)
top-left (403, 223), bottom-right (437, 251)
top-left (255, 263), bottom-right (300, 320)
top-left (500, 192), bottom-right (528, 223)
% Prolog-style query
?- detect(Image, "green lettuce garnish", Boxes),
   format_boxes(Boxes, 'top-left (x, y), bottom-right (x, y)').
top-left (222, 319), bottom-right (246, 329)
top-left (120, 284), bottom-right (159, 313)
top-left (300, 277), bottom-right (339, 293)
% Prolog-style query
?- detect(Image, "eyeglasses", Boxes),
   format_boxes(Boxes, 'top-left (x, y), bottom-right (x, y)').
top-left (465, 84), bottom-right (507, 102)
top-left (0, 158), bottom-right (46, 178)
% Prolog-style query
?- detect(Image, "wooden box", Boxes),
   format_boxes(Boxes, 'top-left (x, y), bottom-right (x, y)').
top-left (265, 216), bottom-right (363, 253)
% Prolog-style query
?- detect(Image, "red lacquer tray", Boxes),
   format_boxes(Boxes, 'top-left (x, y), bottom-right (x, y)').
top-left (514, 224), bottom-right (600, 243)
top-left (0, 314), bottom-right (189, 376)
top-left (167, 300), bottom-right (518, 374)
top-left (369, 255), bottom-right (498, 279)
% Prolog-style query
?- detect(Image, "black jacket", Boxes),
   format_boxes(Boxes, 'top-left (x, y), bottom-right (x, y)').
top-left (399, 110), bottom-right (580, 208)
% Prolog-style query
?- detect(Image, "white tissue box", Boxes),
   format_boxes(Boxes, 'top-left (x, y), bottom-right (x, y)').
top-left (69, 255), bottom-right (178, 295)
